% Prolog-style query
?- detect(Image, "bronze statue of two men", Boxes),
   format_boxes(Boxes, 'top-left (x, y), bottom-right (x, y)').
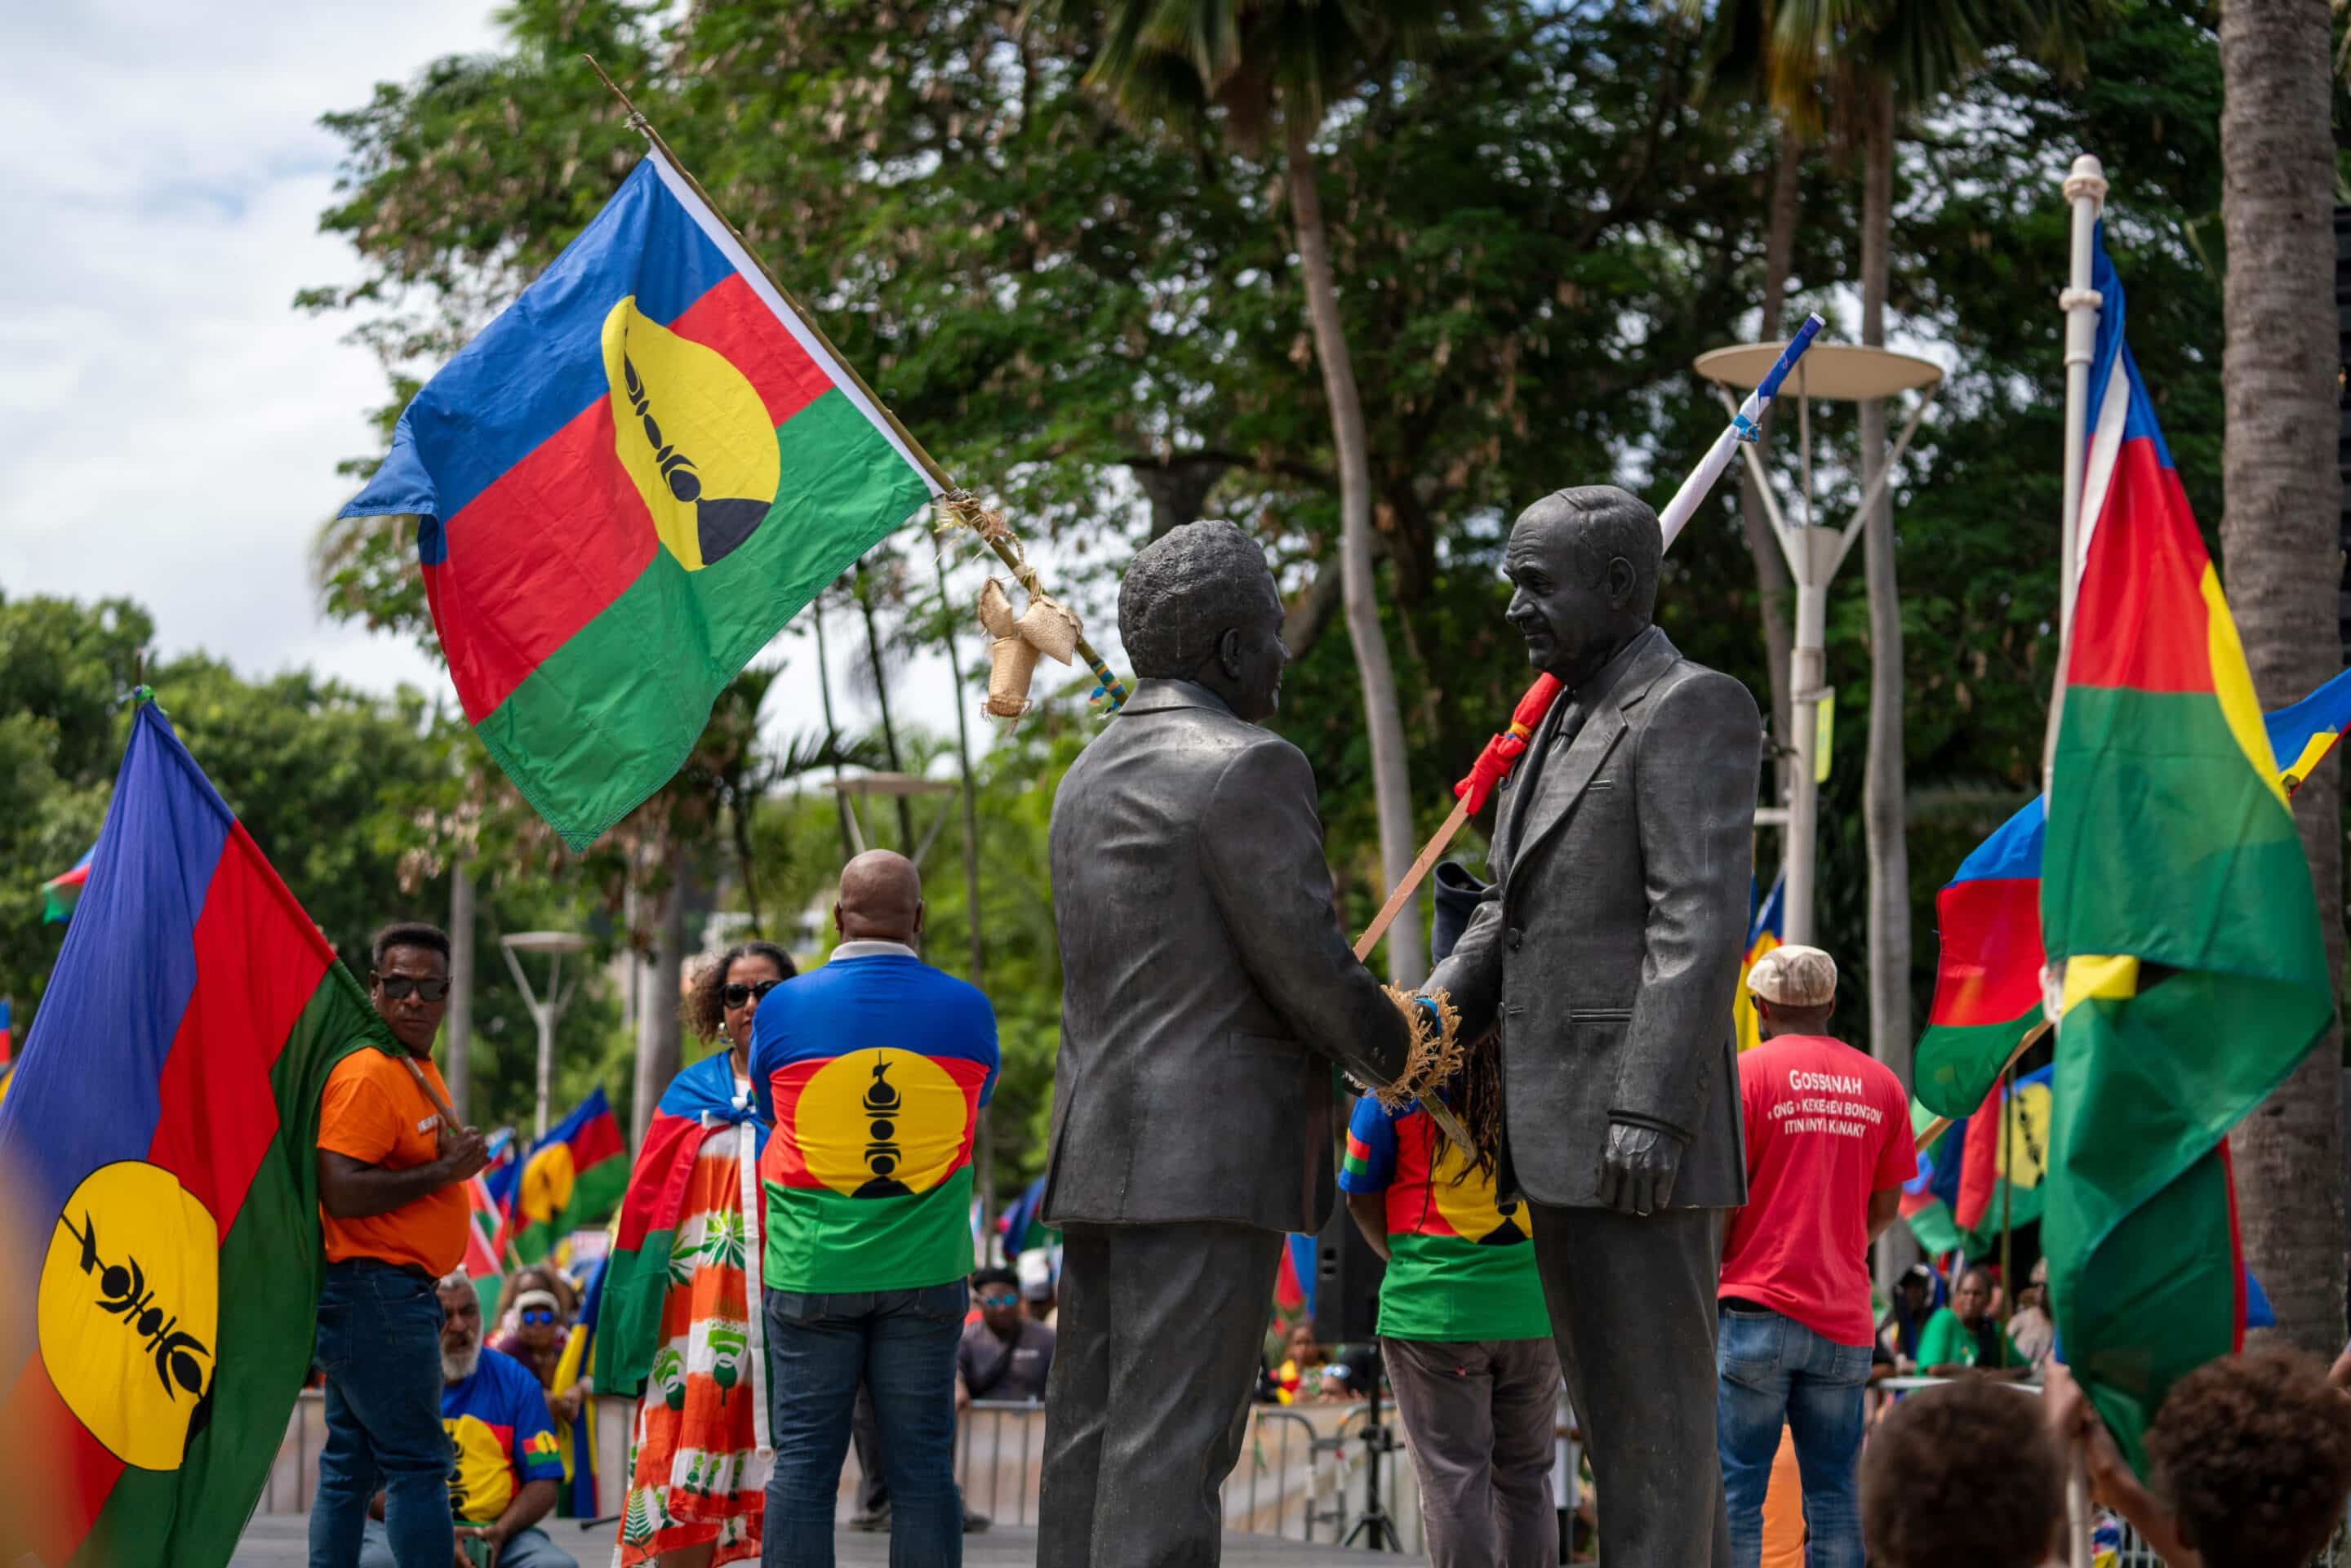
top-left (1041, 487), bottom-right (1762, 1567)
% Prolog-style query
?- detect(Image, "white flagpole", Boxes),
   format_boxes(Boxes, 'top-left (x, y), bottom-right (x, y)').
top-left (2052, 150), bottom-right (2108, 1568)
top-left (2047, 155), bottom-right (2109, 797)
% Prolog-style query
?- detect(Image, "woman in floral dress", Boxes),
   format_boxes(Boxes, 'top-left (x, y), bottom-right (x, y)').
top-left (598, 940), bottom-right (794, 1567)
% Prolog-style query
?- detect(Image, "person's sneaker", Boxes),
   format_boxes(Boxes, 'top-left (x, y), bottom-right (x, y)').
top-left (962, 1510), bottom-right (992, 1535)
top-left (849, 1504), bottom-right (891, 1532)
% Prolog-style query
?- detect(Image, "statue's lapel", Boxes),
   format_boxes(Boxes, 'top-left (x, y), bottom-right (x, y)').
top-left (1504, 707), bottom-right (1625, 894)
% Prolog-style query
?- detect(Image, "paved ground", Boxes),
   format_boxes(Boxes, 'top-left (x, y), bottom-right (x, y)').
top-left (231, 1516), bottom-right (1425, 1565)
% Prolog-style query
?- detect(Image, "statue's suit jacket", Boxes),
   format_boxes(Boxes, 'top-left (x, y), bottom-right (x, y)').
top-left (1428, 626), bottom-right (1761, 1210)
top-left (1042, 678), bottom-right (1411, 1234)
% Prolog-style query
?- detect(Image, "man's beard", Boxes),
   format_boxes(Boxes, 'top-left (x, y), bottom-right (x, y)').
top-left (442, 1335), bottom-right (482, 1383)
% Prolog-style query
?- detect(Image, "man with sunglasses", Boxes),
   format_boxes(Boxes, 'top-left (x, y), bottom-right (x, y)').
top-left (310, 922), bottom-right (495, 1568)
top-left (958, 1266), bottom-right (1056, 1407)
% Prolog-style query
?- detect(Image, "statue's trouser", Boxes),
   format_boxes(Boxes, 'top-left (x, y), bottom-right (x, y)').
top-left (1528, 1202), bottom-right (1732, 1568)
top-left (1037, 1220), bottom-right (1284, 1568)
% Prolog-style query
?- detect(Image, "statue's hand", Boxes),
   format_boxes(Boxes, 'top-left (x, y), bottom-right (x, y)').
top-left (1598, 1121), bottom-right (1683, 1216)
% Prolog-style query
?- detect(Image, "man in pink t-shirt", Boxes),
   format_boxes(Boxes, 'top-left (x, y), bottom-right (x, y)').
top-left (1716, 944), bottom-right (1913, 1568)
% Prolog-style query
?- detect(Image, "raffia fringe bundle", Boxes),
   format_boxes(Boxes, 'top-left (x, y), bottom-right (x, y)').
top-left (1367, 987), bottom-right (1465, 1111)
top-left (976, 576), bottom-right (1082, 721)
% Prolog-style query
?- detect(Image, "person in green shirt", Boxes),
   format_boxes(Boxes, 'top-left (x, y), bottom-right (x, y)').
top-left (1342, 1087), bottom-right (1562, 1568)
top-left (1915, 1266), bottom-right (2029, 1379)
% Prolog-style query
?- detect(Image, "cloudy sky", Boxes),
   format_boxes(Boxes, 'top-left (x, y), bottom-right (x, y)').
top-left (0, 0), bottom-right (1028, 755)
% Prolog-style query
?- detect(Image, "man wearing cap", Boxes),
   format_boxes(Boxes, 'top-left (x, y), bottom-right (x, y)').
top-left (1716, 945), bottom-right (1913, 1568)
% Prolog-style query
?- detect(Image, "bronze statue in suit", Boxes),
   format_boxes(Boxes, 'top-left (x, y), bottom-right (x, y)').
top-left (1038, 518), bottom-right (1415, 1568)
top-left (1426, 485), bottom-right (1762, 1568)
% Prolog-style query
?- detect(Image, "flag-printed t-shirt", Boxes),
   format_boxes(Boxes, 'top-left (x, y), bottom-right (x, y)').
top-left (316, 1048), bottom-right (470, 1276)
top-left (1719, 1033), bottom-right (1914, 1346)
top-left (442, 1347), bottom-right (564, 1525)
top-left (750, 942), bottom-right (998, 1292)
top-left (1338, 1098), bottom-right (1550, 1342)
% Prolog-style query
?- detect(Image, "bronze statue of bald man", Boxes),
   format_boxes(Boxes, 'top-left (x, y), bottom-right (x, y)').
top-left (1427, 485), bottom-right (1762, 1568)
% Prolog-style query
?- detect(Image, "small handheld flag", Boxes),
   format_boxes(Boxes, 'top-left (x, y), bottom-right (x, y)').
top-left (1732, 872), bottom-right (1786, 1055)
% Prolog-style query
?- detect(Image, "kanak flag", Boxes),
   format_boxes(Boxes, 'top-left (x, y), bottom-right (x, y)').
top-left (0, 704), bottom-right (385, 1566)
top-left (340, 152), bottom-right (936, 850)
top-left (1913, 664), bottom-right (2351, 1119)
top-left (2039, 226), bottom-right (2332, 1471)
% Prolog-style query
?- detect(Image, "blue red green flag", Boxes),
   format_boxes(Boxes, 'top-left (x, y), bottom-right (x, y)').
top-left (340, 152), bottom-right (937, 850)
top-left (509, 1088), bottom-right (628, 1264)
top-left (0, 704), bottom-right (384, 1566)
top-left (1914, 662), bottom-right (2351, 1118)
top-left (2041, 228), bottom-right (2334, 1470)
top-left (41, 844), bottom-right (94, 925)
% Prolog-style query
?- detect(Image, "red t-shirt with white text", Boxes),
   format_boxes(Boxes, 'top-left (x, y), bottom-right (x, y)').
top-left (1718, 1033), bottom-right (1914, 1346)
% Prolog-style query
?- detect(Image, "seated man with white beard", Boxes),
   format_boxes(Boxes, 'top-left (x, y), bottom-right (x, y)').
top-left (359, 1276), bottom-right (578, 1568)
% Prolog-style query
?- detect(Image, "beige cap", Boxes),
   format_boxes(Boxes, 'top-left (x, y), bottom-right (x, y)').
top-left (1749, 944), bottom-right (1837, 1007)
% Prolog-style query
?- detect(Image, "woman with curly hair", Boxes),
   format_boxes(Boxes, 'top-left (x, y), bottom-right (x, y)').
top-left (598, 940), bottom-right (795, 1568)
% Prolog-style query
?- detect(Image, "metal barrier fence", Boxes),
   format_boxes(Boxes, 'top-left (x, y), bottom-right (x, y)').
top-left (249, 1385), bottom-right (1557, 1559)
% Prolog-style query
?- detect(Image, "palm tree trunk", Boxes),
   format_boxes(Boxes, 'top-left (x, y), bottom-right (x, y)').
top-left (1859, 82), bottom-right (1912, 1087)
top-left (2218, 0), bottom-right (2346, 1353)
top-left (446, 860), bottom-right (475, 1124)
top-left (935, 542), bottom-right (995, 1243)
top-left (1285, 109), bottom-right (1425, 988)
top-left (631, 837), bottom-right (689, 1151)
top-left (811, 589), bottom-right (857, 864)
top-left (1741, 120), bottom-right (1802, 804)
top-left (856, 558), bottom-right (918, 854)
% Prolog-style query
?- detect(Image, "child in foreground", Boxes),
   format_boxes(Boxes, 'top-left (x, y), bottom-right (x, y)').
top-left (1860, 1379), bottom-right (2061, 1568)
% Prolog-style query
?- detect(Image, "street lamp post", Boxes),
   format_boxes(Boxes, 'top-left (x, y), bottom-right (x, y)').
top-left (1693, 341), bottom-right (1945, 947)
top-left (501, 930), bottom-right (590, 1139)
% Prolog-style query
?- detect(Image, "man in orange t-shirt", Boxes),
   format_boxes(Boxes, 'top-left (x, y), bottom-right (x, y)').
top-left (308, 922), bottom-right (492, 1568)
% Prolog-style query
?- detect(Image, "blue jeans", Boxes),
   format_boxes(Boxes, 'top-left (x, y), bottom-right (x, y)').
top-left (762, 1281), bottom-right (967, 1568)
top-left (310, 1259), bottom-right (453, 1568)
top-left (1716, 1304), bottom-right (1872, 1568)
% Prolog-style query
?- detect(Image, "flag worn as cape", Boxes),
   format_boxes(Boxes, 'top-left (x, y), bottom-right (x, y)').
top-left (0, 704), bottom-right (384, 1566)
top-left (2041, 226), bottom-right (2333, 1471)
top-left (511, 1089), bottom-right (627, 1264)
top-left (340, 153), bottom-right (936, 850)
top-left (1914, 661), bottom-right (2351, 1117)
top-left (593, 1052), bottom-right (765, 1399)
top-left (1732, 869), bottom-right (1785, 1055)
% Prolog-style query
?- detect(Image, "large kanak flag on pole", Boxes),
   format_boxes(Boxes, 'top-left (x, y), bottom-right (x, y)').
top-left (341, 152), bottom-right (938, 849)
top-left (2039, 228), bottom-right (2333, 1470)
top-left (0, 704), bottom-right (386, 1566)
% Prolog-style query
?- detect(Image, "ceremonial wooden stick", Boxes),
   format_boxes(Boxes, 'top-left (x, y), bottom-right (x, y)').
top-left (400, 1053), bottom-right (464, 1131)
top-left (1351, 320), bottom-right (1827, 969)
top-left (583, 56), bottom-right (1127, 713)
top-left (1912, 1020), bottom-right (2051, 1153)
top-left (1354, 797), bottom-right (1470, 964)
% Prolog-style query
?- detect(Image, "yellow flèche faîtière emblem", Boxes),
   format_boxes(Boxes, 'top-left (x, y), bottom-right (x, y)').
top-left (600, 297), bottom-right (780, 572)
top-left (520, 1140), bottom-right (576, 1228)
top-left (1427, 1138), bottom-right (1528, 1247)
top-left (794, 1049), bottom-right (967, 1199)
top-left (38, 1162), bottom-right (219, 1470)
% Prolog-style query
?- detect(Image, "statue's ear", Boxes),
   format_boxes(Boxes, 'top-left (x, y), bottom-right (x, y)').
top-left (1215, 626), bottom-right (1244, 677)
top-left (1607, 554), bottom-right (1639, 610)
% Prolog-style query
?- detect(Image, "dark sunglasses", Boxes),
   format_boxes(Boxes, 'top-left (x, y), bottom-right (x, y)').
top-left (376, 975), bottom-right (450, 1002)
top-left (519, 1308), bottom-right (558, 1326)
top-left (723, 979), bottom-right (785, 1009)
top-left (978, 1291), bottom-right (1020, 1308)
